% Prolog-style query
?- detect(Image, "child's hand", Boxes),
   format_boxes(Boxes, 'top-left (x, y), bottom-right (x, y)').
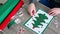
top-left (28, 3), bottom-right (36, 16)
top-left (48, 8), bottom-right (60, 16)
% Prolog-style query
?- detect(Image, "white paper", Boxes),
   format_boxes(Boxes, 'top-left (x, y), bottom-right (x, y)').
top-left (24, 9), bottom-right (53, 34)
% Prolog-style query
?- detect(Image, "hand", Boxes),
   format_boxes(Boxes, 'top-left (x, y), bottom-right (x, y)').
top-left (28, 3), bottom-right (36, 16)
top-left (48, 8), bottom-right (60, 16)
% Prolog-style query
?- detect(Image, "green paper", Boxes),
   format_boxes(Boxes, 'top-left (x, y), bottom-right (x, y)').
top-left (7, 20), bottom-right (15, 28)
top-left (0, 0), bottom-right (19, 24)
top-left (32, 14), bottom-right (48, 28)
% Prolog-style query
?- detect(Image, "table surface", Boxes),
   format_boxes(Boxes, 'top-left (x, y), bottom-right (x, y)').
top-left (0, 0), bottom-right (60, 34)
top-left (0, 0), bottom-right (7, 4)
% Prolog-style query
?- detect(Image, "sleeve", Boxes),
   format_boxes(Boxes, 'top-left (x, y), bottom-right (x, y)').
top-left (29, 0), bottom-right (39, 4)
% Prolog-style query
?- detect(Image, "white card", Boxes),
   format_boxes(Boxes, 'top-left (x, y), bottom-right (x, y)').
top-left (24, 9), bottom-right (53, 34)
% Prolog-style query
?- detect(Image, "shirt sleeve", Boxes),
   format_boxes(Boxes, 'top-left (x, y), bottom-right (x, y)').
top-left (29, 0), bottom-right (38, 4)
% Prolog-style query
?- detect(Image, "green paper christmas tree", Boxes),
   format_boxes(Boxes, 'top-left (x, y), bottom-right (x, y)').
top-left (32, 14), bottom-right (48, 29)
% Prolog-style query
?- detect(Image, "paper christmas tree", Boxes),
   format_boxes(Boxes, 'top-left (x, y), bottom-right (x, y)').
top-left (32, 14), bottom-right (48, 29)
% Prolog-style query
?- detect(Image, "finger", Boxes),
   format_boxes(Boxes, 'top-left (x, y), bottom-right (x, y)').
top-left (31, 10), bottom-right (35, 16)
top-left (49, 11), bottom-right (54, 15)
top-left (32, 10), bottom-right (34, 16)
top-left (33, 8), bottom-right (36, 15)
top-left (48, 9), bottom-right (52, 13)
top-left (48, 9), bottom-right (54, 14)
top-left (53, 13), bottom-right (58, 16)
top-left (30, 10), bottom-right (33, 16)
top-left (48, 10), bottom-right (52, 14)
top-left (50, 12), bottom-right (55, 16)
top-left (28, 8), bottom-right (32, 16)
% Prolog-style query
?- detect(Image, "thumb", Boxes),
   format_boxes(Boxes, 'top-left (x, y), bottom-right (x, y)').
top-left (31, 10), bottom-right (36, 16)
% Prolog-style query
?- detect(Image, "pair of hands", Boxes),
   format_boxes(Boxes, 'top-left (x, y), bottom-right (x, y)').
top-left (28, 3), bottom-right (60, 16)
